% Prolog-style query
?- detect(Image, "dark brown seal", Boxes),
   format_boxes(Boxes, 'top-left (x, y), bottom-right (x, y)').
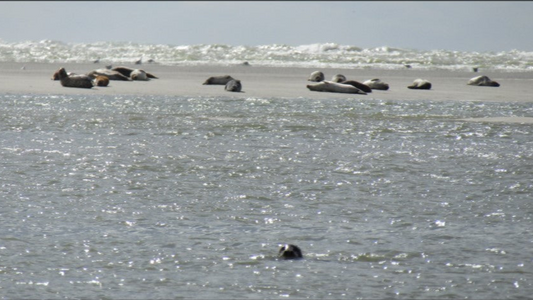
top-left (203, 75), bottom-right (235, 85)
top-left (55, 67), bottom-right (93, 89)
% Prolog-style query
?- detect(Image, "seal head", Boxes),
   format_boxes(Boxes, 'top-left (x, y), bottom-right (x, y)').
top-left (278, 244), bottom-right (303, 259)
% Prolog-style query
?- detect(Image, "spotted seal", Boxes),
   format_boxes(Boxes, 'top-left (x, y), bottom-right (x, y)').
top-left (203, 75), bottom-right (235, 85)
top-left (407, 78), bottom-right (432, 90)
top-left (467, 75), bottom-right (500, 87)
top-left (278, 244), bottom-right (303, 260)
top-left (308, 71), bottom-right (325, 82)
top-left (225, 79), bottom-right (242, 92)
top-left (55, 67), bottom-right (93, 89)
top-left (307, 81), bottom-right (367, 94)
top-left (363, 78), bottom-right (390, 90)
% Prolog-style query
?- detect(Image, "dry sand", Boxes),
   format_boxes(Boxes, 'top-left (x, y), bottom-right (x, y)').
top-left (2, 62), bottom-right (533, 123)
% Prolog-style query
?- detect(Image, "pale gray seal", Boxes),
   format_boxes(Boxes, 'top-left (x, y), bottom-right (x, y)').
top-left (55, 67), bottom-right (93, 89)
top-left (87, 68), bottom-right (131, 81)
top-left (407, 78), bottom-right (432, 90)
top-left (363, 78), bottom-right (390, 90)
top-left (341, 80), bottom-right (372, 93)
top-left (308, 71), bottom-right (325, 82)
top-left (130, 69), bottom-right (149, 81)
top-left (203, 75), bottom-right (235, 85)
top-left (307, 81), bottom-right (367, 94)
top-left (112, 66), bottom-right (158, 79)
top-left (278, 244), bottom-right (303, 260)
top-left (331, 74), bottom-right (346, 83)
top-left (467, 75), bottom-right (500, 87)
top-left (225, 79), bottom-right (242, 92)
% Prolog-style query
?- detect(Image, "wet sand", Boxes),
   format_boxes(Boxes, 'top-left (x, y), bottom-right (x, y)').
top-left (2, 62), bottom-right (533, 123)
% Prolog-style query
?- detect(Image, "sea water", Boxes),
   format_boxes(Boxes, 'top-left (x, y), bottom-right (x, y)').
top-left (0, 93), bottom-right (531, 299)
top-left (2, 40), bottom-right (533, 72)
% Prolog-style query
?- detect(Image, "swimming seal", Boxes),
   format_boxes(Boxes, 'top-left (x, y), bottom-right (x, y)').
top-left (331, 74), bottom-right (346, 83)
top-left (92, 75), bottom-right (109, 87)
top-left (363, 78), bottom-right (390, 90)
top-left (203, 75), bottom-right (235, 85)
top-left (307, 81), bottom-right (367, 94)
top-left (407, 78), bottom-right (432, 90)
top-left (467, 75), bottom-right (500, 87)
top-left (308, 71), bottom-right (325, 82)
top-left (278, 244), bottom-right (303, 259)
top-left (225, 79), bottom-right (242, 92)
top-left (87, 69), bottom-right (131, 81)
top-left (55, 67), bottom-right (93, 89)
top-left (341, 80), bottom-right (372, 93)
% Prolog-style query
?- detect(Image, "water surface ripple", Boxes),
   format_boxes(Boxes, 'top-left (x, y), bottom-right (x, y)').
top-left (0, 94), bottom-right (531, 299)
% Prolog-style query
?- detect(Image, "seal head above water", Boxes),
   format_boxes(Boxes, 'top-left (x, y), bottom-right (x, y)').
top-left (278, 244), bottom-right (303, 259)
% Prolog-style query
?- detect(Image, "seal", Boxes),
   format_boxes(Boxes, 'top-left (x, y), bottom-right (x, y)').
top-left (92, 75), bottom-right (109, 87)
top-left (55, 67), bottom-right (93, 89)
top-left (331, 74), bottom-right (346, 83)
top-left (225, 79), bottom-right (242, 92)
top-left (467, 75), bottom-right (500, 87)
top-left (87, 69), bottom-right (131, 81)
top-left (130, 69), bottom-right (149, 81)
top-left (112, 66), bottom-right (158, 79)
top-left (308, 71), bottom-right (325, 82)
top-left (363, 78), bottom-right (390, 90)
top-left (307, 81), bottom-right (367, 94)
top-left (203, 75), bottom-right (235, 85)
top-left (51, 69), bottom-right (76, 80)
top-left (278, 244), bottom-right (303, 260)
top-left (407, 78), bottom-right (432, 90)
top-left (341, 80), bottom-right (372, 93)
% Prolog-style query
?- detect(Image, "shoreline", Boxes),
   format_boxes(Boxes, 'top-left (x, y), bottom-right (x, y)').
top-left (1, 62), bottom-right (532, 101)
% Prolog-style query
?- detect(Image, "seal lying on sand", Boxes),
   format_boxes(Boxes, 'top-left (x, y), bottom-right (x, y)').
top-left (307, 81), bottom-right (367, 94)
top-left (92, 75), bottom-right (109, 87)
top-left (130, 69), bottom-right (149, 81)
top-left (112, 66), bottom-right (158, 79)
top-left (308, 71), bottom-right (325, 82)
top-left (51, 69), bottom-right (77, 80)
top-left (363, 78), bottom-right (390, 90)
top-left (341, 80), bottom-right (372, 93)
top-left (225, 79), bottom-right (242, 92)
top-left (407, 78), bottom-right (432, 90)
top-left (55, 67), bottom-right (93, 89)
top-left (467, 75), bottom-right (500, 87)
top-left (203, 75), bottom-right (235, 85)
top-left (87, 68), bottom-right (131, 81)
top-left (331, 74), bottom-right (346, 83)
top-left (278, 244), bottom-right (303, 260)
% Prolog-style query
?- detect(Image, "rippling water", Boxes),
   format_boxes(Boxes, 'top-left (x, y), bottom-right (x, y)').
top-left (2, 39), bottom-right (533, 71)
top-left (1, 94), bottom-right (531, 299)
